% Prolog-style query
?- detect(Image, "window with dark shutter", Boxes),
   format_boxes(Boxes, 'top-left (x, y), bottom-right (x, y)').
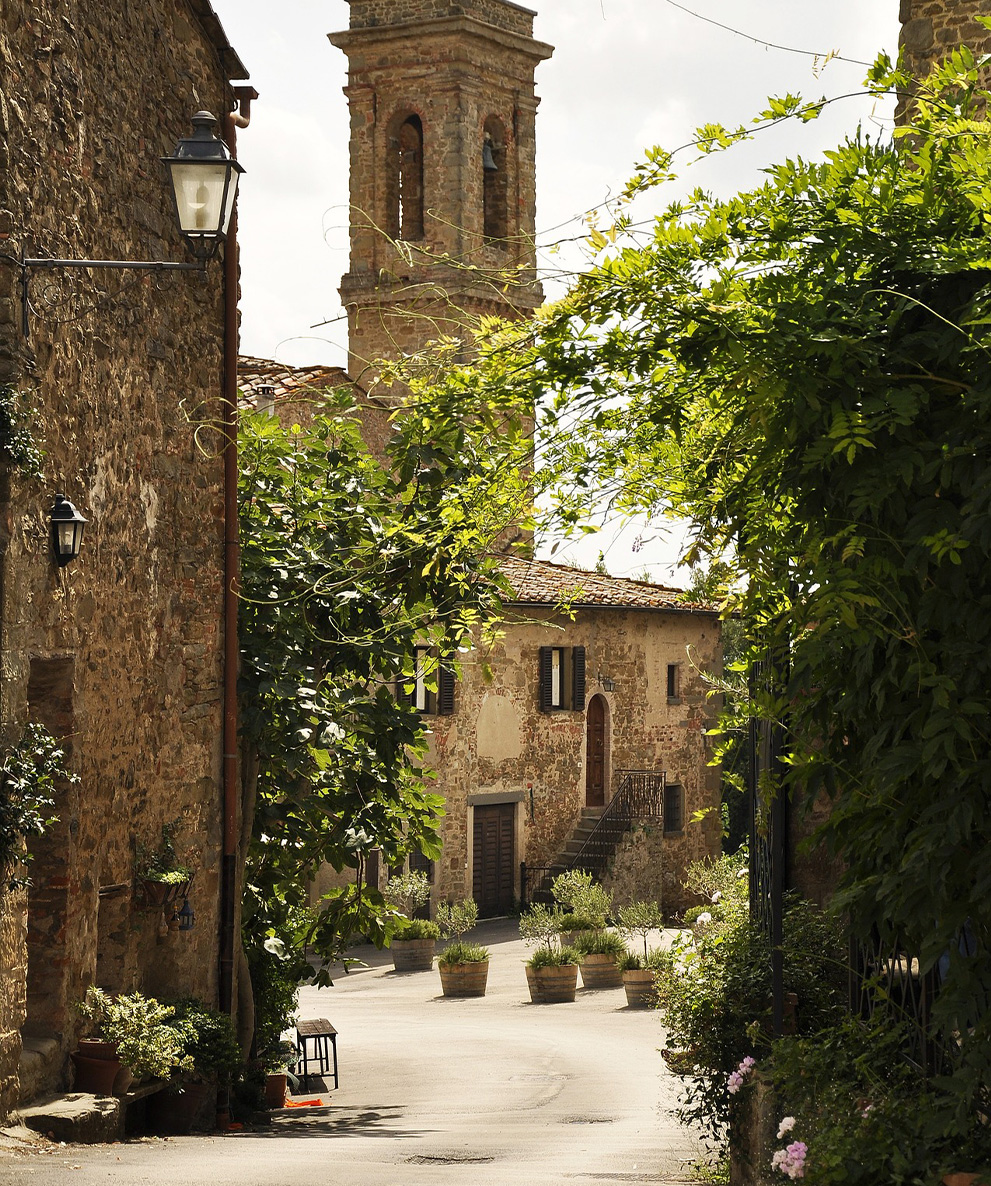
top-left (572, 646), bottom-right (586, 712)
top-left (663, 783), bottom-right (684, 834)
top-left (538, 646), bottom-right (554, 712)
top-left (437, 664), bottom-right (456, 716)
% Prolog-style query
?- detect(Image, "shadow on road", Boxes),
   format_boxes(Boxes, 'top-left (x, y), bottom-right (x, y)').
top-left (229, 1105), bottom-right (432, 1142)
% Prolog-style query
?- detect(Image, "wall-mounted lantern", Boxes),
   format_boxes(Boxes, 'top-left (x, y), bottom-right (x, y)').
top-left (176, 896), bottom-right (196, 933)
top-left (50, 493), bottom-right (87, 567)
top-left (161, 112), bottom-right (245, 262)
top-left (19, 110), bottom-right (246, 338)
top-left (597, 673), bottom-right (616, 692)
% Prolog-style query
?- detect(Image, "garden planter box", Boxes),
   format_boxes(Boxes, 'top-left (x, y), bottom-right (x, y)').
top-left (391, 938), bottom-right (436, 972)
top-left (530, 964), bottom-right (578, 1003)
top-left (622, 968), bottom-right (656, 1007)
top-left (136, 877), bottom-right (191, 911)
top-left (579, 954), bottom-right (623, 990)
top-left (438, 961), bottom-right (489, 998)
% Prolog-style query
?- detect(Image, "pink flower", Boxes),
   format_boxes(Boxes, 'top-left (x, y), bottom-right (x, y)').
top-left (771, 1140), bottom-right (808, 1180)
top-left (727, 1056), bottom-right (756, 1095)
top-left (777, 1116), bottom-right (796, 1139)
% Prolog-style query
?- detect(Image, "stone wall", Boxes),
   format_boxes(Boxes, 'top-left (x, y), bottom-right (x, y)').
top-left (347, 0), bottom-right (538, 37)
top-left (899, 0), bottom-right (991, 80)
top-left (0, 0), bottom-right (239, 1111)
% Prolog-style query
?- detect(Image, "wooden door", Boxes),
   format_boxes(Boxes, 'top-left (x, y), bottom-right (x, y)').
top-left (472, 802), bottom-right (515, 917)
top-left (586, 694), bottom-right (606, 807)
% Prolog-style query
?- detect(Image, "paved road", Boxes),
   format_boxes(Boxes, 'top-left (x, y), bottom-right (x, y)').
top-left (0, 920), bottom-right (701, 1185)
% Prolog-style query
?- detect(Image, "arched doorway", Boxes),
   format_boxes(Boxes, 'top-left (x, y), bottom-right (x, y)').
top-left (585, 694), bottom-right (607, 807)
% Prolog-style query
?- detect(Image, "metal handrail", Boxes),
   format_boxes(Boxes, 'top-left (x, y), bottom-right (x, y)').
top-left (568, 769), bottom-right (666, 881)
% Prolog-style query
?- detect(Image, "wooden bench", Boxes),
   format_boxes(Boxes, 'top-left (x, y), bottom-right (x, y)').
top-left (295, 1018), bottom-right (339, 1090)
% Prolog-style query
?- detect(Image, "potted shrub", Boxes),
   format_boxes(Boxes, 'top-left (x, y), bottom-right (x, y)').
top-left (73, 987), bottom-right (191, 1096)
top-left (135, 819), bottom-right (193, 911)
top-left (574, 928), bottom-right (626, 989)
top-left (551, 870), bottom-right (611, 946)
top-left (259, 1039), bottom-right (299, 1109)
top-left (435, 898), bottom-right (489, 998)
top-left (148, 999), bottom-right (242, 1134)
top-left (617, 900), bottom-right (665, 1005)
top-left (526, 944), bottom-right (580, 1003)
top-left (385, 870), bottom-right (438, 972)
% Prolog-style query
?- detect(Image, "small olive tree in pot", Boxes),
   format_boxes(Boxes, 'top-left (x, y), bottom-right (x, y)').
top-left (386, 870), bottom-right (439, 971)
top-left (436, 898), bottom-right (489, 997)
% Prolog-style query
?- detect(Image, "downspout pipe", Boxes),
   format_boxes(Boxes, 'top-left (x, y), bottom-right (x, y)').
top-left (219, 85), bottom-right (257, 1026)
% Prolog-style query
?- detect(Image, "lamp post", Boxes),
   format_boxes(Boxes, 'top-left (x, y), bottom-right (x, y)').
top-left (18, 110), bottom-right (244, 338)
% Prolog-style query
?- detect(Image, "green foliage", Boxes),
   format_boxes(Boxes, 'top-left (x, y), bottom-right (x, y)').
top-left (76, 987), bottom-right (192, 1080)
top-left (0, 723), bottom-right (71, 891)
top-left (238, 381), bottom-right (527, 984)
top-left (527, 943), bottom-right (579, 969)
top-left (385, 871), bottom-right (432, 919)
top-left (168, 999), bottom-right (243, 1081)
top-left (436, 897), bottom-right (478, 942)
top-left (550, 869), bottom-right (612, 926)
top-left (573, 928), bottom-right (627, 957)
top-left (393, 917), bottom-right (440, 941)
top-left (0, 385), bottom-right (43, 476)
top-left (519, 903), bottom-right (564, 947)
top-left (617, 900), bottom-right (664, 960)
top-left (245, 907), bottom-right (310, 1067)
top-left (617, 947), bottom-right (669, 973)
top-left (768, 1014), bottom-right (991, 1184)
top-left (135, 819), bottom-right (192, 884)
top-left (438, 44), bottom-right (991, 1147)
top-left (437, 940), bottom-right (489, 965)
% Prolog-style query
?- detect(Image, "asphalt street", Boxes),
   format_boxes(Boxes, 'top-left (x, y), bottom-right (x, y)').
top-left (0, 919), bottom-right (702, 1185)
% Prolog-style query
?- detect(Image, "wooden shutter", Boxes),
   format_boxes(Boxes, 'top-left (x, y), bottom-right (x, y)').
top-left (572, 645), bottom-right (586, 711)
top-left (437, 664), bottom-right (455, 716)
top-left (538, 647), bottom-right (553, 712)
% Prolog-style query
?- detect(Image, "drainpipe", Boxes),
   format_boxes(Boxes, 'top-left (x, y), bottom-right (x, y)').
top-left (219, 85), bottom-right (256, 1039)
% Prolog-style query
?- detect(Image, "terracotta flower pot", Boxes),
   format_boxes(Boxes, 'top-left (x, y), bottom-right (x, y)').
top-left (391, 937), bottom-right (436, 972)
top-left (264, 1071), bottom-right (288, 1109)
top-left (438, 960), bottom-right (489, 998)
top-left (531, 963), bottom-right (578, 1003)
top-left (622, 968), bottom-right (656, 1008)
top-left (942, 1175), bottom-right (984, 1186)
top-left (579, 953), bottom-right (623, 990)
top-left (71, 1051), bottom-right (123, 1095)
top-left (77, 1038), bottom-right (119, 1061)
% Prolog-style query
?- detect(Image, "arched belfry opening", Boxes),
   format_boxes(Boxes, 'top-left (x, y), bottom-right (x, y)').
top-left (387, 112), bottom-right (424, 242)
top-left (483, 115), bottom-right (508, 245)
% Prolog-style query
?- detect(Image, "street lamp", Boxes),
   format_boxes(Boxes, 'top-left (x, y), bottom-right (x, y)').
top-left (18, 110), bottom-right (245, 337)
top-left (49, 494), bottom-right (87, 567)
top-left (161, 111), bottom-right (245, 262)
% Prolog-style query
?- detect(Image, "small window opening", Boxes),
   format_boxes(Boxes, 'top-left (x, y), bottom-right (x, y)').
top-left (397, 115), bottom-right (424, 241)
top-left (663, 783), bottom-right (684, 834)
top-left (667, 663), bottom-right (681, 701)
top-left (482, 116), bottom-right (508, 245)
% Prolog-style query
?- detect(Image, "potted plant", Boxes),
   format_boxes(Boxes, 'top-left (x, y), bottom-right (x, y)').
top-left (135, 819), bottom-right (193, 911)
top-left (147, 999), bottom-right (242, 1134)
top-left (551, 870), bottom-right (611, 946)
top-left (73, 987), bottom-right (191, 1096)
top-left (435, 898), bottom-right (489, 998)
top-left (259, 1039), bottom-right (299, 1109)
top-left (573, 928), bottom-right (626, 989)
top-left (526, 943), bottom-right (581, 1003)
top-left (386, 870), bottom-right (438, 972)
top-left (617, 901), bottom-right (665, 1006)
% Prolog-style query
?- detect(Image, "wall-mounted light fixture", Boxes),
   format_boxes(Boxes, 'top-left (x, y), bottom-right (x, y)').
top-left (176, 896), bottom-right (196, 933)
top-left (597, 673), bottom-right (616, 692)
top-left (18, 111), bottom-right (244, 338)
top-left (50, 493), bottom-right (87, 567)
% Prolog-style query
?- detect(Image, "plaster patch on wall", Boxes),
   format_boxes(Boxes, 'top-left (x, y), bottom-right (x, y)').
top-left (140, 479), bottom-right (159, 540)
top-left (476, 692), bottom-right (521, 761)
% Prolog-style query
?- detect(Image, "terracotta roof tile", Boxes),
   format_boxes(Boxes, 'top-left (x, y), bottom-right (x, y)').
top-left (499, 556), bottom-right (717, 613)
top-left (237, 356), bottom-right (357, 403)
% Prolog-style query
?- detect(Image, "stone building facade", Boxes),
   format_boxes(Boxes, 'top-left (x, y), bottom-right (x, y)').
top-left (330, 0), bottom-right (552, 386)
top-left (0, 1), bottom-right (246, 1115)
top-left (899, 0), bottom-right (991, 79)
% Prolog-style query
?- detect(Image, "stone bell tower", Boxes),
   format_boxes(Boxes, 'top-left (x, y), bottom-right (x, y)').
top-left (330, 0), bottom-right (553, 386)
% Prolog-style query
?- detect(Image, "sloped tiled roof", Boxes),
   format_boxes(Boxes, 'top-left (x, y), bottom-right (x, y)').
top-left (237, 356), bottom-right (357, 403)
top-left (499, 556), bottom-right (718, 614)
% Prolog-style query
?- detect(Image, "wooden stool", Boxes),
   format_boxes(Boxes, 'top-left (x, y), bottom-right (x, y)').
top-left (295, 1018), bottom-right (339, 1089)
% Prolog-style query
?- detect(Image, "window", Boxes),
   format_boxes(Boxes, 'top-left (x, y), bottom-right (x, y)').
top-left (538, 645), bottom-right (586, 712)
top-left (398, 647), bottom-right (455, 715)
top-left (666, 663), bottom-right (681, 701)
top-left (663, 783), bottom-right (684, 834)
top-left (482, 115), bottom-right (508, 245)
top-left (386, 113), bottom-right (424, 242)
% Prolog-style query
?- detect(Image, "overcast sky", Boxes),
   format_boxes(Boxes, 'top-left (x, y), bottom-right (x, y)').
top-left (216, 1), bottom-right (900, 578)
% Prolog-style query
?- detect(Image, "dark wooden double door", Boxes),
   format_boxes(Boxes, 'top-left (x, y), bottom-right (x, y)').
top-left (472, 802), bottom-right (515, 917)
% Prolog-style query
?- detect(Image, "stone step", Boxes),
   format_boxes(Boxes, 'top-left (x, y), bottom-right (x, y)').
top-left (18, 1093), bottom-right (122, 1144)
